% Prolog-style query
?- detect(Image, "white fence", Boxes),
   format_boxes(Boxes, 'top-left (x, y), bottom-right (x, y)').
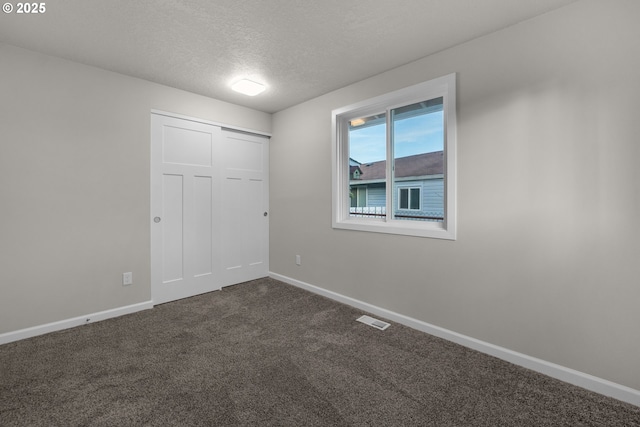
top-left (349, 206), bottom-right (386, 217)
top-left (349, 206), bottom-right (443, 221)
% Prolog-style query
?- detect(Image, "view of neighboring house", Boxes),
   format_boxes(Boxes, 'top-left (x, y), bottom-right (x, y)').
top-left (349, 151), bottom-right (444, 221)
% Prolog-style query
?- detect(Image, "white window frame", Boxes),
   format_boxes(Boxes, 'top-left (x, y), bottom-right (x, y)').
top-left (332, 73), bottom-right (457, 240)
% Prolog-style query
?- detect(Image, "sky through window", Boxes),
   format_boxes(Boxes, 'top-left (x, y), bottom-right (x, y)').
top-left (349, 110), bottom-right (443, 164)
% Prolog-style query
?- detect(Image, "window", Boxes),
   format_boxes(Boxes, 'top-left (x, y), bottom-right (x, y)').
top-left (332, 74), bottom-right (456, 239)
top-left (398, 187), bottom-right (420, 211)
top-left (350, 187), bottom-right (367, 208)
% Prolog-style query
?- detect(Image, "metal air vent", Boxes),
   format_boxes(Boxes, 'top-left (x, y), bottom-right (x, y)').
top-left (356, 315), bottom-right (390, 331)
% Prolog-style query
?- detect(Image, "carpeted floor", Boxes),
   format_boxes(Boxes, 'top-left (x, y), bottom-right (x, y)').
top-left (1, 277), bottom-right (639, 426)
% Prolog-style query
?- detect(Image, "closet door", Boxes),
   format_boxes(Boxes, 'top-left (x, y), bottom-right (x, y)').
top-left (151, 114), bottom-right (222, 304)
top-left (220, 129), bottom-right (269, 286)
top-left (151, 114), bottom-right (270, 305)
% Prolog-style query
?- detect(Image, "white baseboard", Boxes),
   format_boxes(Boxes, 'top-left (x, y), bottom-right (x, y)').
top-left (0, 301), bottom-right (154, 345)
top-left (270, 272), bottom-right (640, 407)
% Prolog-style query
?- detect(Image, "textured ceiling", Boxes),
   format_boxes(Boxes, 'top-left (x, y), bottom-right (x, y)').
top-left (0, 0), bottom-right (578, 113)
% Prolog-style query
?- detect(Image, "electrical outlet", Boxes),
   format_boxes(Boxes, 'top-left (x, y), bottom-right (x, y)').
top-left (122, 272), bottom-right (133, 286)
top-left (295, 255), bottom-right (301, 266)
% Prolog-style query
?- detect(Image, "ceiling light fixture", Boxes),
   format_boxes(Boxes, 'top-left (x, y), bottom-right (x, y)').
top-left (231, 79), bottom-right (266, 96)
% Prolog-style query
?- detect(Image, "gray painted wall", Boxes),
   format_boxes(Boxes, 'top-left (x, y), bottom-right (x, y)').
top-left (1, 0), bottom-right (639, 395)
top-left (270, 0), bottom-right (640, 390)
top-left (0, 43), bottom-right (271, 333)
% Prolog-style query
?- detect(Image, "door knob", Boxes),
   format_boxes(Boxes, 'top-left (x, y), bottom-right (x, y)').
top-left (154, 217), bottom-right (161, 223)
top-left (263, 212), bottom-right (268, 217)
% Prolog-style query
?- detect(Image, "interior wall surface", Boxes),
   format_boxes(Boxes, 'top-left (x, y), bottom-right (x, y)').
top-left (0, 43), bottom-right (271, 334)
top-left (269, 0), bottom-right (640, 390)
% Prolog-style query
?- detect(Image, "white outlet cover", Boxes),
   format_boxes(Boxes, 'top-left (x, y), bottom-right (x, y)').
top-left (122, 272), bottom-right (133, 286)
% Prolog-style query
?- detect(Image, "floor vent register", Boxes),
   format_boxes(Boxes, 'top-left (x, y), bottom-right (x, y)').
top-left (356, 315), bottom-right (390, 331)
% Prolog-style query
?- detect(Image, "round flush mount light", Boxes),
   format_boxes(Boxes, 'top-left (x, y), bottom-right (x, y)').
top-left (231, 79), bottom-right (266, 96)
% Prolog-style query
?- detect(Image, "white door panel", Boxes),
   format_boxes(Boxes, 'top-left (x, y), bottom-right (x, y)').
top-left (220, 130), bottom-right (269, 286)
top-left (192, 176), bottom-right (213, 277)
top-left (151, 114), bottom-right (269, 304)
top-left (151, 114), bottom-right (222, 304)
top-left (162, 125), bottom-right (213, 166)
top-left (161, 174), bottom-right (184, 283)
top-left (225, 136), bottom-right (264, 172)
top-left (246, 179), bottom-right (265, 265)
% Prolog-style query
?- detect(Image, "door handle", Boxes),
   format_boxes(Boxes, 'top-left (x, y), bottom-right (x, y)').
top-left (154, 217), bottom-right (161, 223)
top-left (263, 212), bottom-right (268, 217)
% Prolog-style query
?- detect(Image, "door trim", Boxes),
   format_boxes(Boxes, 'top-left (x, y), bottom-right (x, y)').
top-left (151, 109), bottom-right (271, 138)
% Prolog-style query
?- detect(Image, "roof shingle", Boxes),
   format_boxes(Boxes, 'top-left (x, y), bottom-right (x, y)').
top-left (353, 151), bottom-right (443, 181)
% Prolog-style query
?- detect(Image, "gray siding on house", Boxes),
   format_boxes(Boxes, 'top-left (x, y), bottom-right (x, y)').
top-left (350, 178), bottom-right (443, 219)
top-left (395, 178), bottom-right (444, 219)
top-left (422, 178), bottom-right (444, 218)
top-left (366, 184), bottom-right (386, 207)
top-left (349, 151), bottom-right (444, 218)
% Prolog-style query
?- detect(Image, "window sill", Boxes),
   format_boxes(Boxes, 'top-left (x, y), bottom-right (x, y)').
top-left (333, 217), bottom-right (456, 240)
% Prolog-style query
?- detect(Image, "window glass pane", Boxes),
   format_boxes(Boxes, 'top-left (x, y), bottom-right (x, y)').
top-left (391, 98), bottom-right (444, 222)
top-left (357, 188), bottom-right (367, 207)
top-left (410, 188), bottom-right (420, 210)
top-left (399, 188), bottom-right (408, 209)
top-left (350, 187), bottom-right (357, 207)
top-left (348, 113), bottom-right (386, 218)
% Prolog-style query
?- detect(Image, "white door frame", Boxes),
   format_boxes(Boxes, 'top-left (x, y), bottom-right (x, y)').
top-left (151, 110), bottom-right (271, 138)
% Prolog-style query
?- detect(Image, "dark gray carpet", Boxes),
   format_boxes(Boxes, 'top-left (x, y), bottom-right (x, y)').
top-left (1, 277), bottom-right (639, 426)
